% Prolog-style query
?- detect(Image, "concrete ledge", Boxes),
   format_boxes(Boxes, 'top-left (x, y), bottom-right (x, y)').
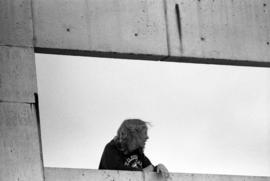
top-left (0, 46), bottom-right (37, 103)
top-left (44, 167), bottom-right (270, 181)
top-left (163, 56), bottom-right (270, 68)
top-left (0, 0), bottom-right (33, 47)
top-left (0, 103), bottom-right (43, 181)
top-left (34, 47), bottom-right (165, 61)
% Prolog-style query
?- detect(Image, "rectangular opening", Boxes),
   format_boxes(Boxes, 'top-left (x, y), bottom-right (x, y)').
top-left (35, 53), bottom-right (270, 176)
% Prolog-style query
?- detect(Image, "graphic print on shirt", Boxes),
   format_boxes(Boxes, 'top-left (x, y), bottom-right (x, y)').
top-left (124, 155), bottom-right (142, 169)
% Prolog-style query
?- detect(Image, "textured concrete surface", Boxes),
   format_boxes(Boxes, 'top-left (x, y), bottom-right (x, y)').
top-left (0, 103), bottom-right (43, 181)
top-left (146, 172), bottom-right (270, 181)
top-left (33, 0), bottom-right (270, 65)
top-left (33, 0), bottom-right (168, 59)
top-left (44, 168), bottom-right (270, 181)
top-left (0, 0), bottom-right (33, 47)
top-left (0, 1), bottom-right (43, 180)
top-left (166, 0), bottom-right (270, 63)
top-left (0, 46), bottom-right (37, 103)
top-left (45, 168), bottom-right (143, 181)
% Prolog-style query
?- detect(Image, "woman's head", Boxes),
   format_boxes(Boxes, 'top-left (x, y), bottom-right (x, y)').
top-left (114, 119), bottom-right (150, 153)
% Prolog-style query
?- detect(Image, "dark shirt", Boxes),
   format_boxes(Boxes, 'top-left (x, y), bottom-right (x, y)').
top-left (99, 139), bottom-right (152, 171)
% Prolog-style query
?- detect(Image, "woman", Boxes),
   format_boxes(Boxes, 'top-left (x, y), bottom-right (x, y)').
top-left (99, 119), bottom-right (169, 178)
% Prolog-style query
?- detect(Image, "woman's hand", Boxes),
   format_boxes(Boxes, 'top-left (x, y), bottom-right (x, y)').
top-left (155, 164), bottom-right (170, 179)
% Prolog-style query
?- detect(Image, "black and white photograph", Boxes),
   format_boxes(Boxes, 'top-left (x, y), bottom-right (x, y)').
top-left (1, 0), bottom-right (270, 181)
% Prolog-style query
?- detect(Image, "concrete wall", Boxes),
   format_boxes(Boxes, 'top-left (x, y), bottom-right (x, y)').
top-left (165, 0), bottom-right (270, 64)
top-left (33, 0), bottom-right (270, 66)
top-left (0, 0), bottom-right (44, 181)
top-left (33, 0), bottom-right (168, 60)
top-left (44, 167), bottom-right (270, 181)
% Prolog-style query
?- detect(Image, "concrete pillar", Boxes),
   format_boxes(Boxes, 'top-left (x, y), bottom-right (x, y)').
top-left (0, 47), bottom-right (37, 102)
top-left (0, 0), bottom-right (44, 181)
top-left (0, 103), bottom-right (43, 181)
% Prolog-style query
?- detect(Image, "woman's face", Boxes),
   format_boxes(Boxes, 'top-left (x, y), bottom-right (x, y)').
top-left (136, 128), bottom-right (149, 148)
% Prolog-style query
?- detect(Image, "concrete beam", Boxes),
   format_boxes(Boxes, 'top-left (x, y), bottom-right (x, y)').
top-left (0, 46), bottom-right (37, 103)
top-left (44, 167), bottom-right (270, 181)
top-left (33, 0), bottom-right (270, 66)
top-left (0, 0), bottom-right (33, 47)
top-left (0, 103), bottom-right (43, 181)
top-left (165, 0), bottom-right (270, 64)
top-left (33, 0), bottom-right (168, 60)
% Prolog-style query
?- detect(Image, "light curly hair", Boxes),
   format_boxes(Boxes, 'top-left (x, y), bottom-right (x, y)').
top-left (114, 119), bottom-right (150, 154)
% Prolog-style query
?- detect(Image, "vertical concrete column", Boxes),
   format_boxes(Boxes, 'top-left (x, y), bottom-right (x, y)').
top-left (0, 0), bottom-right (44, 181)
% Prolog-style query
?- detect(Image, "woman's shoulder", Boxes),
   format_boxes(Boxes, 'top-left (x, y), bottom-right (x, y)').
top-left (104, 139), bottom-right (119, 152)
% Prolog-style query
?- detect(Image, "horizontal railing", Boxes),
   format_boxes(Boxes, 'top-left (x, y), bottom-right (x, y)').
top-left (44, 167), bottom-right (270, 181)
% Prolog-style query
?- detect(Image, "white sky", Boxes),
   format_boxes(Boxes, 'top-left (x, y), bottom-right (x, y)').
top-left (35, 53), bottom-right (270, 176)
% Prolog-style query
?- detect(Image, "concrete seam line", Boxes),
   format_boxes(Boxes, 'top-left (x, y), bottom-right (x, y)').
top-left (0, 100), bottom-right (35, 104)
top-left (163, 0), bottom-right (171, 57)
top-left (0, 44), bottom-right (34, 48)
top-left (30, 0), bottom-right (37, 46)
